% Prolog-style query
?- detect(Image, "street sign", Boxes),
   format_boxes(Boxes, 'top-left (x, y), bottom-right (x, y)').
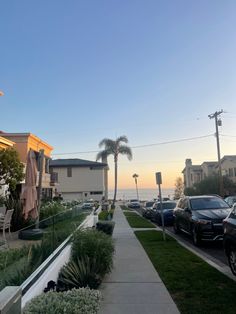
top-left (155, 172), bottom-right (162, 185)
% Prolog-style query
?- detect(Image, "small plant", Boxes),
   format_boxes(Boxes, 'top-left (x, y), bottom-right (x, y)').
top-left (39, 201), bottom-right (66, 221)
top-left (96, 221), bottom-right (115, 235)
top-left (71, 229), bottom-right (114, 277)
top-left (58, 256), bottom-right (102, 290)
top-left (23, 288), bottom-right (101, 314)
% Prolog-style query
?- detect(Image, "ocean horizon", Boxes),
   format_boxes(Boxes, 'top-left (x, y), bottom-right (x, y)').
top-left (108, 188), bottom-right (175, 201)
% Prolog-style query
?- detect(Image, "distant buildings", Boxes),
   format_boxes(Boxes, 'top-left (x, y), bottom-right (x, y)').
top-left (182, 156), bottom-right (236, 188)
top-left (49, 158), bottom-right (108, 201)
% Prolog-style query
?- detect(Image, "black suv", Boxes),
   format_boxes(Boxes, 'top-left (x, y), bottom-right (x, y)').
top-left (223, 204), bottom-right (236, 276)
top-left (173, 195), bottom-right (231, 246)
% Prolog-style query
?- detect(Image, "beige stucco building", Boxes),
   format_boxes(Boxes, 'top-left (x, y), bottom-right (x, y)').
top-left (182, 156), bottom-right (236, 188)
top-left (49, 158), bottom-right (108, 201)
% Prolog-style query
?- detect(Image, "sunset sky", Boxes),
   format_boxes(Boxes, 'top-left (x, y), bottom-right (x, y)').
top-left (1, 1), bottom-right (236, 189)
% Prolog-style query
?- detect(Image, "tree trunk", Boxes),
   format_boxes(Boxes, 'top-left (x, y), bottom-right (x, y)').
top-left (113, 157), bottom-right (118, 206)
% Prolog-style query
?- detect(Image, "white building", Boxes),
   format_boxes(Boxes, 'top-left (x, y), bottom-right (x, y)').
top-left (49, 158), bottom-right (108, 201)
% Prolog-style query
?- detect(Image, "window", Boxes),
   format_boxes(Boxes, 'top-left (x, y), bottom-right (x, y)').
top-left (234, 168), bottom-right (236, 177)
top-left (90, 191), bottom-right (103, 195)
top-left (67, 167), bottom-right (72, 177)
top-left (229, 168), bottom-right (233, 177)
top-left (44, 157), bottom-right (50, 173)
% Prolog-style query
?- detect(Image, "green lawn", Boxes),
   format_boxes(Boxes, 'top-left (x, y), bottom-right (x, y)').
top-left (123, 211), bottom-right (155, 228)
top-left (135, 230), bottom-right (236, 314)
top-left (120, 205), bottom-right (130, 211)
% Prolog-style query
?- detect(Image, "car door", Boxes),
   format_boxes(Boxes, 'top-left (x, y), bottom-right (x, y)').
top-left (174, 198), bottom-right (184, 228)
top-left (181, 198), bottom-right (192, 233)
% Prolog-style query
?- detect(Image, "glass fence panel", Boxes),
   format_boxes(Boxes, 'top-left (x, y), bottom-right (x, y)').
top-left (0, 204), bottom-right (91, 292)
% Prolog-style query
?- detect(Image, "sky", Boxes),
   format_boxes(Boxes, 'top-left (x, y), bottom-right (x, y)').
top-left (1, 0), bottom-right (236, 190)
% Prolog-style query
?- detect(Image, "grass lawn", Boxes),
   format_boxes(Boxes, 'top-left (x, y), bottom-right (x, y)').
top-left (135, 230), bottom-right (236, 314)
top-left (123, 211), bottom-right (155, 228)
top-left (120, 205), bottom-right (130, 211)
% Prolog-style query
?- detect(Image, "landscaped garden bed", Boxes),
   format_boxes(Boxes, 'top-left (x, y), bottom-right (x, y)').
top-left (0, 207), bottom-right (87, 291)
top-left (135, 230), bottom-right (236, 314)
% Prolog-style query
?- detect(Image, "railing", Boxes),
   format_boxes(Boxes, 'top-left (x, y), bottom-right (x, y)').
top-left (0, 205), bottom-right (99, 313)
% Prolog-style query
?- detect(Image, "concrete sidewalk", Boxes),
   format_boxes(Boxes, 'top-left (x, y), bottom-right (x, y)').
top-left (99, 206), bottom-right (180, 314)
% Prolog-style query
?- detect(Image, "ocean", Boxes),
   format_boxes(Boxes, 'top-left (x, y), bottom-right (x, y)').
top-left (108, 188), bottom-right (175, 201)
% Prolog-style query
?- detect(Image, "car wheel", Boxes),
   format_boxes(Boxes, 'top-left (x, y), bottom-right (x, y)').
top-left (192, 225), bottom-right (201, 246)
top-left (228, 246), bottom-right (236, 276)
top-left (173, 219), bottom-right (180, 234)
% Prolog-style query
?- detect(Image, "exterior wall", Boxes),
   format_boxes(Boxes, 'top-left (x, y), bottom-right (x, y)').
top-left (201, 163), bottom-right (217, 179)
top-left (1, 133), bottom-right (53, 190)
top-left (51, 166), bottom-right (105, 201)
top-left (221, 159), bottom-right (236, 183)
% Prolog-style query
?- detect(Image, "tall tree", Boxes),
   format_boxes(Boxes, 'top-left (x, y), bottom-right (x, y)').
top-left (0, 148), bottom-right (24, 194)
top-left (96, 136), bottom-right (132, 205)
top-left (174, 177), bottom-right (184, 200)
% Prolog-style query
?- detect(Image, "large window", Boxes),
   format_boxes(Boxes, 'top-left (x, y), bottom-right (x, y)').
top-left (67, 167), bottom-right (72, 177)
top-left (90, 191), bottom-right (103, 195)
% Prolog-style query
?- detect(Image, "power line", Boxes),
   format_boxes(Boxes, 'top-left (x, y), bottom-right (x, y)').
top-left (52, 133), bottom-right (214, 156)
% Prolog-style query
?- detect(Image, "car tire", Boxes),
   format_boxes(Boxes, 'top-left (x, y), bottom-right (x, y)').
top-left (173, 219), bottom-right (180, 234)
top-left (228, 246), bottom-right (236, 276)
top-left (192, 225), bottom-right (201, 246)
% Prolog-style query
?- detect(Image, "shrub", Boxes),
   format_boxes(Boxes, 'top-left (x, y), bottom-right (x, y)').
top-left (23, 288), bottom-right (101, 314)
top-left (39, 201), bottom-right (66, 221)
top-left (58, 256), bottom-right (102, 290)
top-left (71, 229), bottom-right (114, 277)
top-left (98, 210), bottom-right (109, 221)
top-left (96, 221), bottom-right (115, 235)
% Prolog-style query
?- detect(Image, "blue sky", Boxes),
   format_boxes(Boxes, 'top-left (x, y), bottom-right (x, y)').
top-left (1, 0), bottom-right (236, 188)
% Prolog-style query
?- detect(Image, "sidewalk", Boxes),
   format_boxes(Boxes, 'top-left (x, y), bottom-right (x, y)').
top-left (99, 206), bottom-right (180, 314)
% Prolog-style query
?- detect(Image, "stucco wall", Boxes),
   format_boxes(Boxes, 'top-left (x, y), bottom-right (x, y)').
top-left (53, 166), bottom-right (105, 196)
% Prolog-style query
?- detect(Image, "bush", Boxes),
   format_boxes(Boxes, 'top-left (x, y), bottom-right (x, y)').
top-left (98, 210), bottom-right (109, 221)
top-left (58, 256), bottom-right (102, 290)
top-left (39, 201), bottom-right (66, 220)
top-left (23, 288), bottom-right (101, 314)
top-left (96, 221), bottom-right (115, 235)
top-left (71, 229), bottom-right (114, 277)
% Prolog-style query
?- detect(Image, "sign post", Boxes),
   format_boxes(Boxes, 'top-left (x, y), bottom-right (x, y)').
top-left (155, 172), bottom-right (166, 241)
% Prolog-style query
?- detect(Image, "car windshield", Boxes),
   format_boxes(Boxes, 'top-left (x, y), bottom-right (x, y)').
top-left (130, 199), bottom-right (138, 202)
top-left (155, 202), bottom-right (176, 210)
top-left (145, 202), bottom-right (154, 207)
top-left (190, 197), bottom-right (229, 210)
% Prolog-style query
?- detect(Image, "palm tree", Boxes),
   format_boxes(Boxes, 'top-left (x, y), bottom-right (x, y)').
top-left (132, 173), bottom-right (139, 200)
top-left (96, 136), bottom-right (132, 205)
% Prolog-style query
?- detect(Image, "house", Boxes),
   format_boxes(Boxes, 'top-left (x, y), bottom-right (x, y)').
top-left (0, 132), bottom-right (54, 199)
top-left (0, 136), bottom-right (15, 196)
top-left (182, 156), bottom-right (236, 188)
top-left (217, 155), bottom-right (236, 183)
top-left (49, 158), bottom-right (108, 201)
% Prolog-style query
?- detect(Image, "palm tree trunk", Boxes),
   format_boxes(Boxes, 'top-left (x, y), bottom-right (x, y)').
top-left (113, 157), bottom-right (118, 206)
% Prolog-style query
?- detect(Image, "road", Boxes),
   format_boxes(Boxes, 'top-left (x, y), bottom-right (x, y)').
top-left (135, 206), bottom-right (228, 266)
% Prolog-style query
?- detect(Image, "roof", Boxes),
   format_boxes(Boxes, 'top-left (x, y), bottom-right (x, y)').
top-left (201, 161), bottom-right (217, 166)
top-left (49, 158), bottom-right (107, 168)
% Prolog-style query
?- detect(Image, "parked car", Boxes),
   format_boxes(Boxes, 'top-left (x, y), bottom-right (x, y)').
top-left (152, 201), bottom-right (176, 225)
top-left (224, 196), bottom-right (236, 208)
top-left (173, 195), bottom-right (231, 246)
top-left (127, 199), bottom-right (141, 209)
top-left (223, 204), bottom-right (236, 275)
top-left (81, 201), bottom-right (94, 209)
top-left (142, 201), bottom-right (155, 218)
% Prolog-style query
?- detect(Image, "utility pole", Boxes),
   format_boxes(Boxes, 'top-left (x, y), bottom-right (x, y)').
top-left (208, 110), bottom-right (224, 196)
